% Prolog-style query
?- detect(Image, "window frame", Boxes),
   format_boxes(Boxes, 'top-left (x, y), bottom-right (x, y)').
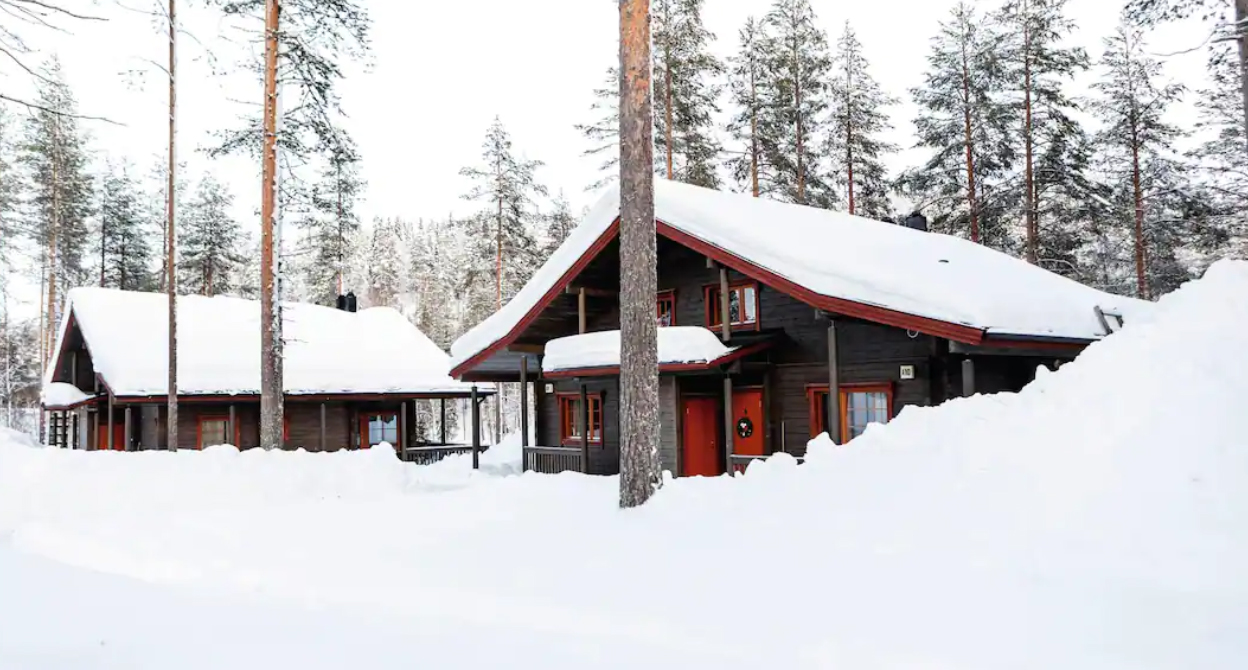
top-left (359, 410), bottom-right (400, 450)
top-left (557, 392), bottom-right (604, 447)
top-left (703, 281), bottom-right (761, 330)
top-left (656, 290), bottom-right (676, 327)
top-left (196, 415), bottom-right (240, 450)
top-left (806, 382), bottom-right (895, 443)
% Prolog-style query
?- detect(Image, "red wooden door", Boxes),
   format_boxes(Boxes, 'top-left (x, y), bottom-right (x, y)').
top-left (731, 389), bottom-right (765, 457)
top-left (97, 422), bottom-right (125, 451)
top-left (681, 397), bottom-right (719, 477)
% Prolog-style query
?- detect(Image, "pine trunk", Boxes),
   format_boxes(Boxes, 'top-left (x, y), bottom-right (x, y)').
top-left (1023, 3), bottom-right (1037, 264)
top-left (749, 62), bottom-right (760, 198)
top-left (1130, 126), bottom-right (1148, 299)
top-left (46, 115), bottom-right (59, 369)
top-left (664, 30), bottom-right (674, 180)
top-left (496, 195), bottom-right (503, 310)
top-left (1237, 0), bottom-right (1248, 157)
top-left (166, 0), bottom-right (179, 451)
top-left (618, 0), bottom-right (661, 509)
top-left (845, 53), bottom-right (855, 215)
top-left (960, 43), bottom-right (980, 244)
top-left (259, 0), bottom-right (283, 451)
top-left (793, 42), bottom-right (805, 204)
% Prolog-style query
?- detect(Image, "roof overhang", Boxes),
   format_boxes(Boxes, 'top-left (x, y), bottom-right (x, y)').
top-left (542, 339), bottom-right (775, 379)
top-left (450, 217), bottom-right (988, 379)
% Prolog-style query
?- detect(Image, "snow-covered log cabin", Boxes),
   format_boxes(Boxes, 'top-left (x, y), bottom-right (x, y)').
top-left (41, 287), bottom-right (492, 460)
top-left (449, 180), bottom-right (1149, 476)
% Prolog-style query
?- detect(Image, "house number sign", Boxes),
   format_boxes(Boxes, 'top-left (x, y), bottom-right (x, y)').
top-left (736, 416), bottom-right (754, 439)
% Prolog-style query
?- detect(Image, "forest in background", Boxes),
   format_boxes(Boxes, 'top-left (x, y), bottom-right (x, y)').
top-left (1, 0), bottom-right (1245, 437)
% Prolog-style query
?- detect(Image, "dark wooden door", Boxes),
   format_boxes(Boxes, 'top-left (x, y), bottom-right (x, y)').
top-left (681, 397), bottom-right (719, 477)
top-left (731, 389), bottom-right (765, 457)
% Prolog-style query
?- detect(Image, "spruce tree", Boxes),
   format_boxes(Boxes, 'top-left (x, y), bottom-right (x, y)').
top-left (1091, 21), bottom-right (1189, 298)
top-left (96, 162), bottom-right (153, 291)
top-left (726, 16), bottom-right (782, 198)
top-left (0, 108), bottom-right (17, 284)
top-left (575, 67), bottom-right (625, 191)
top-left (179, 176), bottom-right (244, 297)
top-left (365, 217), bottom-right (405, 308)
top-left (903, 1), bottom-right (1016, 249)
top-left (459, 117), bottom-right (545, 311)
top-left (653, 0), bottom-right (723, 187)
top-left (297, 139), bottom-right (365, 305)
top-left (1192, 41), bottom-right (1248, 260)
top-left (995, 0), bottom-right (1090, 265)
top-left (826, 21), bottom-right (898, 220)
top-left (20, 57), bottom-right (93, 358)
top-left (762, 0), bottom-right (835, 207)
top-left (541, 192), bottom-right (577, 259)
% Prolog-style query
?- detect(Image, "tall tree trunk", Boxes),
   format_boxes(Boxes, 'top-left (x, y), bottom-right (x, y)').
top-left (664, 27), bottom-right (674, 180)
top-left (618, 0), bottom-right (661, 509)
top-left (749, 61), bottom-right (760, 198)
top-left (1130, 127), bottom-right (1148, 300)
top-left (336, 163), bottom-right (344, 296)
top-left (496, 194), bottom-right (503, 310)
top-left (845, 52), bottom-right (855, 215)
top-left (166, 0), bottom-right (179, 451)
top-left (793, 41), bottom-right (805, 204)
top-left (1237, 0), bottom-right (1248, 157)
top-left (46, 115), bottom-right (59, 368)
top-left (1023, 0), bottom-right (1037, 264)
top-left (99, 208), bottom-right (106, 287)
top-left (259, 0), bottom-right (283, 450)
top-left (960, 42), bottom-right (980, 244)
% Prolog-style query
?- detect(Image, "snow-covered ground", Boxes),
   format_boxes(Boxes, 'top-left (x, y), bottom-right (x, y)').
top-left (4, 262), bottom-right (1248, 668)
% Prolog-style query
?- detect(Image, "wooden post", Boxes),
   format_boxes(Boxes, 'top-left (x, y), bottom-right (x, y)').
top-left (520, 356), bottom-right (530, 448)
top-left (763, 369), bottom-right (773, 455)
top-left (228, 404), bottom-right (237, 447)
top-left (69, 351), bottom-right (78, 387)
top-left (123, 406), bottom-right (132, 452)
top-left (470, 385), bottom-right (480, 470)
top-left (962, 358), bottom-right (976, 397)
top-left (439, 398), bottom-right (447, 445)
top-left (107, 394), bottom-right (115, 451)
top-left (319, 403), bottom-right (327, 451)
top-left (71, 413), bottom-right (79, 450)
top-left (827, 318), bottom-right (841, 445)
top-left (719, 266), bottom-right (731, 342)
top-left (722, 375), bottom-right (734, 473)
top-left (88, 411), bottom-right (96, 451)
top-left (258, 0), bottom-right (283, 451)
top-left (579, 383), bottom-right (590, 474)
top-left (398, 400), bottom-right (408, 458)
top-left (578, 287), bottom-right (587, 334)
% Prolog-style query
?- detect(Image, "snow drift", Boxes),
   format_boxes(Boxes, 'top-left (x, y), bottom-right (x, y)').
top-left (4, 261), bottom-right (1248, 668)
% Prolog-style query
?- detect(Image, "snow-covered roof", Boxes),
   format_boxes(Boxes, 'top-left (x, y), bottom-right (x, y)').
top-left (543, 327), bottom-right (737, 374)
top-left (51, 288), bottom-right (485, 398)
top-left (450, 180), bottom-right (1150, 374)
top-left (41, 382), bottom-right (94, 410)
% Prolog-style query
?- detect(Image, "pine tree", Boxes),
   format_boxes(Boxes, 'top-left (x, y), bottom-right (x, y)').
top-left (297, 139), bottom-right (365, 305)
top-left (365, 217), bottom-right (405, 308)
top-left (541, 192), bottom-right (577, 259)
top-left (575, 67), bottom-right (625, 191)
top-left (96, 162), bottom-right (153, 291)
top-left (653, 0), bottom-right (723, 187)
top-left (1091, 21), bottom-right (1189, 299)
top-left (762, 0), bottom-right (834, 207)
top-left (20, 57), bottom-right (93, 363)
top-left (903, 1), bottom-right (1016, 249)
top-left (726, 16), bottom-right (782, 197)
top-left (995, 0), bottom-right (1090, 265)
top-left (0, 108), bottom-right (18, 286)
top-left (826, 22), bottom-right (897, 220)
top-left (459, 118), bottom-right (546, 311)
top-left (1191, 41), bottom-right (1248, 260)
top-left (179, 176), bottom-right (244, 297)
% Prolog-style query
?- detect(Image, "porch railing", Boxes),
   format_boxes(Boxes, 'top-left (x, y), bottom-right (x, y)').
top-left (730, 453), bottom-right (805, 474)
top-left (402, 444), bottom-right (476, 465)
top-left (523, 446), bottom-right (585, 474)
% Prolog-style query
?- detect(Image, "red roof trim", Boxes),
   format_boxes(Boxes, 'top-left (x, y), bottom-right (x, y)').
top-left (450, 218), bottom-right (622, 378)
top-left (542, 339), bottom-right (773, 379)
top-left (451, 215), bottom-right (997, 378)
top-left (654, 220), bottom-right (986, 346)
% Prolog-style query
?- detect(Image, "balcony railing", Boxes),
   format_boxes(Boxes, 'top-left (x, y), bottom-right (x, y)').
top-left (522, 446), bottom-right (585, 474)
top-left (401, 444), bottom-right (476, 465)
top-left (729, 453), bottom-right (805, 474)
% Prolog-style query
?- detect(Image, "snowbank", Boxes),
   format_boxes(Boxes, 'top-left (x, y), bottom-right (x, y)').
top-left (4, 262), bottom-right (1247, 668)
top-left (51, 287), bottom-right (483, 397)
top-left (543, 326), bottom-right (732, 373)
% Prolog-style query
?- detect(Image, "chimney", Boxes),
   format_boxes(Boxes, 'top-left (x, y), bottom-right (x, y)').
top-left (345, 292), bottom-right (357, 313)
top-left (335, 292), bottom-right (358, 313)
top-left (902, 212), bottom-right (928, 232)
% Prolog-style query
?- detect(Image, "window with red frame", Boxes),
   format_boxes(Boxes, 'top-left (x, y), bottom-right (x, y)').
top-left (807, 383), bottom-right (894, 443)
top-left (705, 282), bottom-right (759, 329)
top-left (558, 393), bottom-right (603, 445)
top-left (656, 291), bottom-right (676, 327)
top-left (360, 411), bottom-right (398, 450)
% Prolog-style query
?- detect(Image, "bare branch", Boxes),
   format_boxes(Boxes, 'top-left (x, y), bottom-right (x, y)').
top-left (4, 0), bottom-right (107, 21)
top-left (0, 92), bottom-right (124, 124)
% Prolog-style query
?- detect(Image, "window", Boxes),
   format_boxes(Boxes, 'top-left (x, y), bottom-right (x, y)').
top-left (656, 291), bottom-right (676, 327)
top-left (360, 412), bottom-right (398, 450)
top-left (705, 282), bottom-right (759, 329)
top-left (558, 393), bottom-right (604, 445)
top-left (197, 416), bottom-right (234, 450)
top-left (807, 383), bottom-right (894, 443)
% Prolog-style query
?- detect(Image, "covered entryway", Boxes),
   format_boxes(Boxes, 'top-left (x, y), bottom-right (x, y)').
top-left (681, 397), bottom-right (719, 477)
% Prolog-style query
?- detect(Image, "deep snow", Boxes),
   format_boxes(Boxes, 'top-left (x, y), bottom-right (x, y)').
top-left (5, 261), bottom-right (1248, 668)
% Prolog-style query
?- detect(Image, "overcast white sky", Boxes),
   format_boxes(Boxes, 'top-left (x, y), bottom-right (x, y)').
top-left (6, 0), bottom-right (1211, 314)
